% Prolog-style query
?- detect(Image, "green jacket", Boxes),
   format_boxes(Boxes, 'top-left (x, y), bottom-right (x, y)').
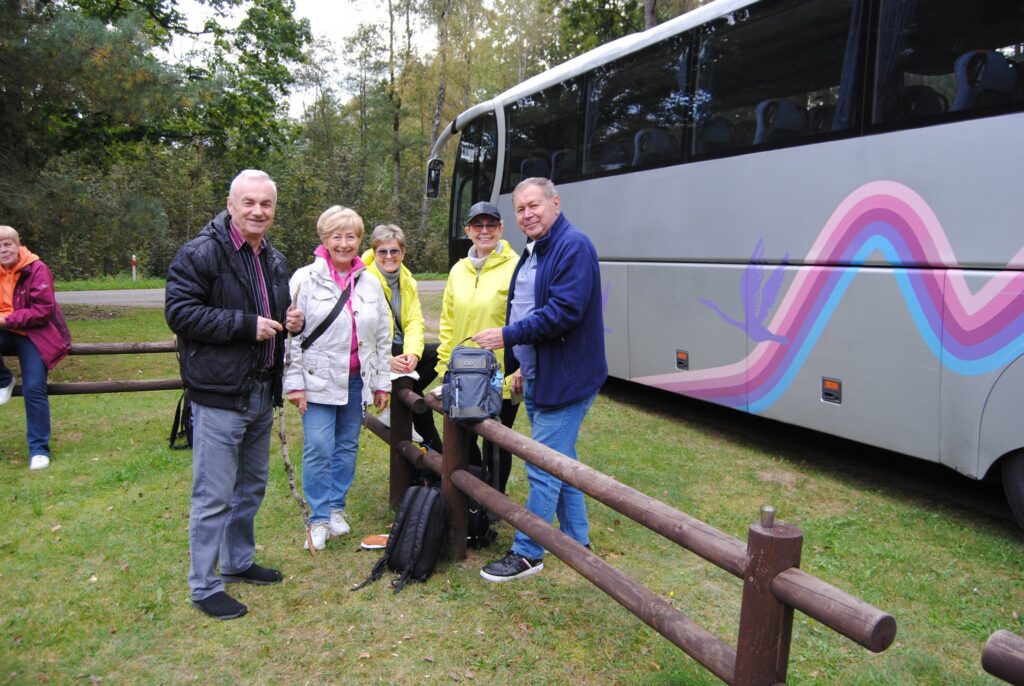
top-left (361, 249), bottom-right (425, 359)
top-left (436, 240), bottom-right (519, 396)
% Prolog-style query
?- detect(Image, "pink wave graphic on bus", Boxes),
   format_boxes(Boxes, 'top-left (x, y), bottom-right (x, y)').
top-left (634, 181), bottom-right (1024, 413)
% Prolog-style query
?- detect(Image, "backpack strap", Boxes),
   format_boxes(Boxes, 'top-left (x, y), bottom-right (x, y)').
top-left (351, 556), bottom-right (389, 591)
top-left (169, 392), bottom-right (189, 450)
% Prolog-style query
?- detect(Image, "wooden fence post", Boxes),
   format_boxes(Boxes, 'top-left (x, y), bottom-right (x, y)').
top-left (388, 376), bottom-right (415, 510)
top-left (441, 413), bottom-right (473, 561)
top-left (734, 505), bottom-right (803, 686)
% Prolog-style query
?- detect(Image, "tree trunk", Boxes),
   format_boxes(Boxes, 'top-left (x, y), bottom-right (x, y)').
top-left (388, 0), bottom-right (401, 212)
top-left (420, 0), bottom-right (453, 242)
top-left (644, 0), bottom-right (657, 29)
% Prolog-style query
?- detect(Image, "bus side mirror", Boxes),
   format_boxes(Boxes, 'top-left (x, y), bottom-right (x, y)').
top-left (425, 158), bottom-right (443, 199)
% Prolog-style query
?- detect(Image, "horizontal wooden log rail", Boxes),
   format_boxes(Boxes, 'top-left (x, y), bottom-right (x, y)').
top-left (69, 341), bottom-right (178, 355)
top-left (364, 377), bottom-right (897, 686)
top-left (983, 630), bottom-right (1024, 685)
top-left (11, 340), bottom-right (182, 397)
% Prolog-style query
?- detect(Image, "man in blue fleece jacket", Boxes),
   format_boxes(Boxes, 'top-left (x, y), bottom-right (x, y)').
top-left (473, 176), bottom-right (607, 581)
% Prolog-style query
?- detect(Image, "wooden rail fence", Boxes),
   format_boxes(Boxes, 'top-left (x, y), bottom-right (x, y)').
top-left (364, 377), bottom-right (898, 686)
top-left (13, 340), bottom-right (1012, 683)
top-left (10, 340), bottom-right (181, 397)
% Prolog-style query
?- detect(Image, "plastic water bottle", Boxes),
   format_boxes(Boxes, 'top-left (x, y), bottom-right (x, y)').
top-left (491, 368), bottom-right (504, 396)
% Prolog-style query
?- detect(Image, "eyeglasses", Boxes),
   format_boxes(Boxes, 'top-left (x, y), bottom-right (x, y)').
top-left (468, 222), bottom-right (499, 232)
top-left (375, 248), bottom-right (402, 257)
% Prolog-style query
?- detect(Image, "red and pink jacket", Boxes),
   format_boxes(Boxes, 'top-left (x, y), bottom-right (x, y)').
top-left (5, 260), bottom-right (71, 369)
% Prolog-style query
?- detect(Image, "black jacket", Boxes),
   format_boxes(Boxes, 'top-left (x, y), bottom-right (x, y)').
top-left (165, 210), bottom-right (291, 410)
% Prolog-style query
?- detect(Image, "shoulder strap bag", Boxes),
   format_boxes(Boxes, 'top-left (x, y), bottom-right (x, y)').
top-left (300, 275), bottom-right (358, 351)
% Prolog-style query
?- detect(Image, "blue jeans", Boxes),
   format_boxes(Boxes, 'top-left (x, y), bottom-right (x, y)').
top-left (188, 379), bottom-right (274, 600)
top-left (301, 374), bottom-right (364, 523)
top-left (0, 331), bottom-right (51, 457)
top-left (511, 379), bottom-right (596, 561)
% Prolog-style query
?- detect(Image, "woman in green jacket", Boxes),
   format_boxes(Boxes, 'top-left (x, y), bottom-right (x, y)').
top-left (362, 224), bottom-right (443, 452)
top-left (436, 202), bottom-right (520, 492)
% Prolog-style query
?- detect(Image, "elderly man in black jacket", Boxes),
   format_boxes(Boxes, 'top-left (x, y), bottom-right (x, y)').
top-left (165, 169), bottom-right (303, 620)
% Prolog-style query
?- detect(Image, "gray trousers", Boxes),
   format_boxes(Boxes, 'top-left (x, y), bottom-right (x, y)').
top-left (188, 379), bottom-right (274, 600)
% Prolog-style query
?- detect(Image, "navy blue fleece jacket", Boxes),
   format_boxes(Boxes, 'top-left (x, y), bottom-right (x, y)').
top-left (502, 211), bottom-right (608, 408)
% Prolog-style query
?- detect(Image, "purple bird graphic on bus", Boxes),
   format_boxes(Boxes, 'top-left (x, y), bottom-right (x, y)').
top-left (700, 239), bottom-right (790, 344)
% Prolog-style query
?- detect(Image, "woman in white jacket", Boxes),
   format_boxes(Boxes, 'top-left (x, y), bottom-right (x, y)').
top-left (285, 206), bottom-right (392, 551)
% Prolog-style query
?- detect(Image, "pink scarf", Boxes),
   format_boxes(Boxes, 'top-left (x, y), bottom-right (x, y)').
top-left (314, 245), bottom-right (366, 376)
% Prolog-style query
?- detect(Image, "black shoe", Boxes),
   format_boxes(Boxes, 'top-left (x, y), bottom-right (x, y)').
top-left (221, 563), bottom-right (283, 586)
top-left (192, 591), bottom-right (247, 620)
top-left (480, 551), bottom-right (543, 583)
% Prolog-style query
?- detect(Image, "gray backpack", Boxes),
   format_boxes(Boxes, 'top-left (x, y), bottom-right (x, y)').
top-left (442, 339), bottom-right (502, 422)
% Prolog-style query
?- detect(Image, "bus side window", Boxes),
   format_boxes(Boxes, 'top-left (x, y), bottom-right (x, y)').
top-left (581, 35), bottom-right (689, 178)
top-left (503, 80), bottom-right (582, 192)
top-left (873, 0), bottom-right (1024, 126)
top-left (692, 0), bottom-right (860, 158)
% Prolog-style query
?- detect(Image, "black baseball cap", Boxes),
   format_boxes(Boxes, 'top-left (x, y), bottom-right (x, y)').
top-left (466, 201), bottom-right (501, 223)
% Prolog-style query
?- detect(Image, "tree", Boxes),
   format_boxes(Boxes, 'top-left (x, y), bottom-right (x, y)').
top-left (0, 0), bottom-right (310, 276)
top-left (185, 0), bottom-right (311, 187)
top-left (546, 0), bottom-right (644, 61)
top-left (0, 5), bottom-right (190, 185)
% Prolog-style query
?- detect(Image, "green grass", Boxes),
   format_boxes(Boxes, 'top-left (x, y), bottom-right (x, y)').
top-left (55, 274), bottom-right (166, 291)
top-left (414, 272), bottom-right (448, 281)
top-left (0, 304), bottom-right (1021, 685)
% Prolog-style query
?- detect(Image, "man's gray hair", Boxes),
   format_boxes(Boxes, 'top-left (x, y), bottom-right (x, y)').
top-left (229, 169), bottom-right (277, 198)
top-left (514, 177), bottom-right (557, 200)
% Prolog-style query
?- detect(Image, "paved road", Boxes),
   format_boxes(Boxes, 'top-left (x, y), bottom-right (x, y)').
top-left (57, 289), bottom-right (166, 307)
top-left (57, 280), bottom-right (447, 308)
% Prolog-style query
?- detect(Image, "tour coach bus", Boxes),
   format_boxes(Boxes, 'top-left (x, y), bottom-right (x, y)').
top-left (424, 0), bottom-right (1024, 527)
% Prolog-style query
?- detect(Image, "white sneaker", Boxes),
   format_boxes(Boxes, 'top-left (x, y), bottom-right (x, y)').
top-left (29, 455), bottom-right (49, 471)
top-left (0, 378), bottom-right (13, 405)
top-left (304, 521), bottom-right (330, 550)
top-left (329, 509), bottom-right (351, 537)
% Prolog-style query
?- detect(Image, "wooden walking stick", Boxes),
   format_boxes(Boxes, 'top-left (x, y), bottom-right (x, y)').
top-left (280, 284), bottom-right (317, 556)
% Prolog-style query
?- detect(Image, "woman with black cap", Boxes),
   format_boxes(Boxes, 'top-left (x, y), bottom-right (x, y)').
top-left (435, 202), bottom-right (520, 492)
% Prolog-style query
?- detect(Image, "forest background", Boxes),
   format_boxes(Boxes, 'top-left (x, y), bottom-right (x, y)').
top-left (1, 0), bottom-right (705, 279)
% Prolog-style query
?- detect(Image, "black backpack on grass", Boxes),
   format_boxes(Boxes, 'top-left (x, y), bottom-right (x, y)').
top-left (419, 464), bottom-right (496, 550)
top-left (352, 486), bottom-right (450, 594)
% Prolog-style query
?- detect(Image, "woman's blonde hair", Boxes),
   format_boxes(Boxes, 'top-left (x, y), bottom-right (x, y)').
top-left (370, 224), bottom-right (406, 250)
top-left (316, 206), bottom-right (364, 242)
top-left (0, 226), bottom-right (21, 244)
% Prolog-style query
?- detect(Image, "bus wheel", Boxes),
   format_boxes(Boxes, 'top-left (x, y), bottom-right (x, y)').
top-left (1002, 450), bottom-right (1024, 530)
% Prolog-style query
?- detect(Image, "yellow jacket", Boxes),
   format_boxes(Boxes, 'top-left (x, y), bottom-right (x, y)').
top-left (361, 249), bottom-right (425, 358)
top-left (436, 240), bottom-right (520, 396)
